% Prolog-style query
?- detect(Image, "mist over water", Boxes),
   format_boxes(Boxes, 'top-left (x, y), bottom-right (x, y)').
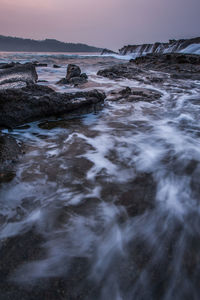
top-left (1, 52), bottom-right (200, 299)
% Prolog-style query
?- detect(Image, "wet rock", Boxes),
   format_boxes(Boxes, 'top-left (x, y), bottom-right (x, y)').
top-left (0, 134), bottom-right (23, 164)
top-left (130, 53), bottom-right (200, 80)
top-left (38, 80), bottom-right (48, 83)
top-left (116, 173), bottom-right (156, 217)
top-left (68, 74), bottom-right (88, 86)
top-left (53, 64), bottom-right (61, 68)
top-left (57, 64), bottom-right (88, 86)
top-left (119, 87), bottom-right (132, 96)
top-left (0, 63), bottom-right (38, 90)
top-left (0, 134), bottom-right (24, 182)
top-left (0, 84), bottom-right (106, 128)
top-left (107, 87), bottom-right (162, 102)
top-left (34, 63), bottom-right (48, 67)
top-left (0, 62), bottom-right (16, 69)
top-left (0, 229), bottom-right (93, 300)
top-left (101, 48), bottom-right (118, 55)
top-left (56, 78), bottom-right (68, 84)
top-left (98, 53), bottom-right (200, 82)
top-left (66, 64), bottom-right (81, 80)
top-left (97, 63), bottom-right (144, 80)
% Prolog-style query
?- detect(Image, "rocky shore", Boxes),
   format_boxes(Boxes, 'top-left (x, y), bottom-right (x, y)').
top-left (1, 50), bottom-right (200, 299)
top-left (0, 62), bottom-right (105, 177)
top-left (98, 53), bottom-right (200, 81)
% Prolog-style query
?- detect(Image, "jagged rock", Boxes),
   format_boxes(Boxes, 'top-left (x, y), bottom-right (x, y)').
top-left (57, 64), bottom-right (88, 86)
top-left (0, 63), bottom-right (38, 89)
top-left (0, 84), bottom-right (106, 128)
top-left (66, 64), bottom-right (81, 80)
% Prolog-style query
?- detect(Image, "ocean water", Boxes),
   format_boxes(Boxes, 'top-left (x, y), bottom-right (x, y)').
top-left (1, 52), bottom-right (200, 299)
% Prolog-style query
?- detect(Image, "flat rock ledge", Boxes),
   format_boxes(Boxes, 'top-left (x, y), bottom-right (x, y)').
top-left (0, 84), bottom-right (106, 129)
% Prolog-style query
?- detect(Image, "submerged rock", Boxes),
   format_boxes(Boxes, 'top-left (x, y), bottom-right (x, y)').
top-left (107, 87), bottom-right (162, 102)
top-left (0, 84), bottom-right (106, 128)
top-left (57, 64), bottom-right (88, 86)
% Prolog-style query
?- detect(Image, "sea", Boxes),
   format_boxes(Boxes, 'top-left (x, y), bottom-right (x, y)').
top-left (1, 51), bottom-right (200, 299)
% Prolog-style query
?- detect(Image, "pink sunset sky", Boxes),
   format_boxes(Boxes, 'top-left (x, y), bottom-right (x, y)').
top-left (0, 0), bottom-right (200, 50)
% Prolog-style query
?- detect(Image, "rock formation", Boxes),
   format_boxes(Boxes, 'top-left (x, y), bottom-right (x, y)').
top-left (0, 84), bottom-right (105, 128)
top-left (57, 64), bottom-right (88, 86)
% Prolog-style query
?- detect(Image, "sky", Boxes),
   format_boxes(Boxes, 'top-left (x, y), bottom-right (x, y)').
top-left (0, 0), bottom-right (200, 50)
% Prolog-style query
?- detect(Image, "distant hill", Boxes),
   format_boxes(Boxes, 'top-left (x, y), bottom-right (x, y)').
top-left (0, 35), bottom-right (103, 52)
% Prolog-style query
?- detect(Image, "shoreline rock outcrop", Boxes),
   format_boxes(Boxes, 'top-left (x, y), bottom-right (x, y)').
top-left (97, 53), bottom-right (200, 81)
top-left (0, 84), bottom-right (105, 129)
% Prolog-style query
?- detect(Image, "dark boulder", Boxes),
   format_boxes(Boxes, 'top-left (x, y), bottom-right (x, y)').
top-left (0, 84), bottom-right (106, 128)
top-left (57, 64), bottom-right (88, 86)
top-left (66, 64), bottom-right (81, 80)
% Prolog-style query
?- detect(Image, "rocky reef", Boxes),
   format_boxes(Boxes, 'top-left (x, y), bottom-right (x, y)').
top-left (98, 53), bottom-right (200, 82)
